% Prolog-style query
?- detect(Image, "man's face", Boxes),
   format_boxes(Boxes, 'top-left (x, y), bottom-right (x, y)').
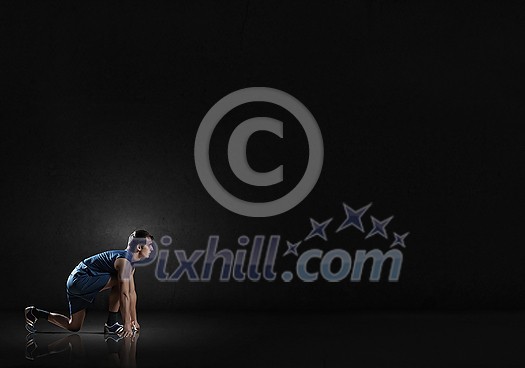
top-left (139, 237), bottom-right (154, 258)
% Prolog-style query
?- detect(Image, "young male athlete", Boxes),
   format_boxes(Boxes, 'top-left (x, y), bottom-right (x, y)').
top-left (25, 230), bottom-right (154, 337)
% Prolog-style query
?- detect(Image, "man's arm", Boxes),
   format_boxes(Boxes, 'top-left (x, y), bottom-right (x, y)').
top-left (130, 268), bottom-right (140, 330)
top-left (115, 258), bottom-right (134, 337)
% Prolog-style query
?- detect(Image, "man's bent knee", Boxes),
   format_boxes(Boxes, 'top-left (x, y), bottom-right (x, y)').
top-left (68, 310), bottom-right (85, 332)
top-left (68, 326), bottom-right (81, 332)
top-left (68, 319), bottom-right (83, 332)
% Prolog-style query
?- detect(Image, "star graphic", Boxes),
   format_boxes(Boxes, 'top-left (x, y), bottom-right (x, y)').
top-left (390, 232), bottom-right (409, 248)
top-left (304, 218), bottom-right (333, 242)
top-left (336, 202), bottom-right (373, 233)
top-left (283, 241), bottom-right (302, 256)
top-left (365, 216), bottom-right (394, 239)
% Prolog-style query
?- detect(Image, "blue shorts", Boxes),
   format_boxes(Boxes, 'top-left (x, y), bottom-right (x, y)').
top-left (66, 265), bottom-right (111, 315)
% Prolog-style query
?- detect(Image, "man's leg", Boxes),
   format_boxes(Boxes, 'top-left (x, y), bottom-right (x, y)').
top-left (108, 279), bottom-right (120, 313)
top-left (107, 277), bottom-right (120, 326)
top-left (102, 276), bottom-right (122, 332)
top-left (47, 309), bottom-right (86, 332)
top-left (49, 275), bottom-right (119, 332)
top-left (25, 307), bottom-right (86, 333)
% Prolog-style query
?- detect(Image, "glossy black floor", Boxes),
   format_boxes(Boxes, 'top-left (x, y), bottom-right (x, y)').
top-left (0, 310), bottom-right (523, 367)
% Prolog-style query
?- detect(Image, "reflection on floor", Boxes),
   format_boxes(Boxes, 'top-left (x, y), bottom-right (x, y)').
top-left (0, 310), bottom-right (523, 367)
top-left (24, 331), bottom-right (138, 367)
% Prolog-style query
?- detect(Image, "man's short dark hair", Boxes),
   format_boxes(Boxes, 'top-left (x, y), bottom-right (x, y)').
top-left (127, 229), bottom-right (154, 252)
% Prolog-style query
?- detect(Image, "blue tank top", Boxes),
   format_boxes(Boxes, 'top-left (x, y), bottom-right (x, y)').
top-left (76, 250), bottom-right (134, 276)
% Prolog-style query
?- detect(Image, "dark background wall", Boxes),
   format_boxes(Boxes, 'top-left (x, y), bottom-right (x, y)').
top-left (2, 1), bottom-right (523, 312)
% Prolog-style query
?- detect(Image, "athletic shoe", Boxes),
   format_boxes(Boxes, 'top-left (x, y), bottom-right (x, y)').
top-left (104, 322), bottom-right (124, 334)
top-left (24, 306), bottom-right (37, 333)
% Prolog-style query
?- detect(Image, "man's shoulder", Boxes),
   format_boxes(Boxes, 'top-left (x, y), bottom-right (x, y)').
top-left (114, 256), bottom-right (133, 279)
top-left (101, 249), bottom-right (128, 257)
top-left (114, 251), bottom-right (133, 267)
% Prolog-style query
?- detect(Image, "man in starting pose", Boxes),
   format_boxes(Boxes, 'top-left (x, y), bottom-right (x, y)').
top-left (25, 230), bottom-right (154, 337)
